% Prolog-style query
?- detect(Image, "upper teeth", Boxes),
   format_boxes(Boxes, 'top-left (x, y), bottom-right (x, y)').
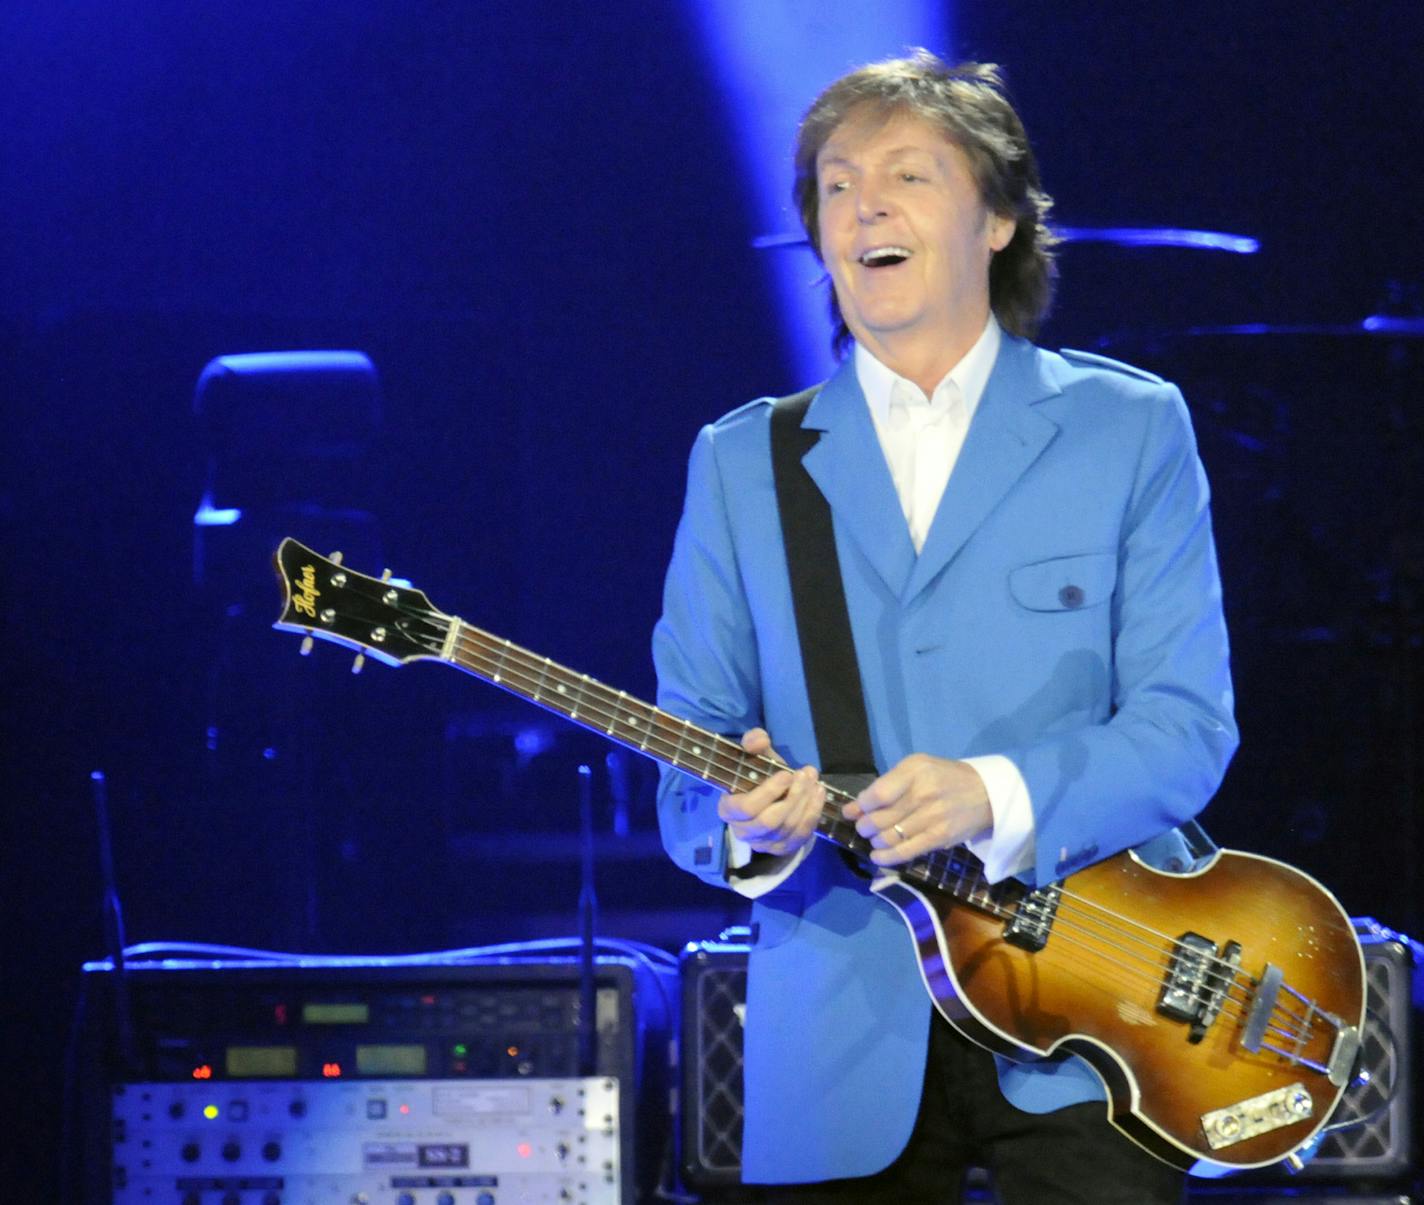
top-left (861, 246), bottom-right (911, 265)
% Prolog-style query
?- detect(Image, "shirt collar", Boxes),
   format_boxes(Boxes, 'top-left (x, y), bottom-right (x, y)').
top-left (855, 316), bottom-right (1002, 428)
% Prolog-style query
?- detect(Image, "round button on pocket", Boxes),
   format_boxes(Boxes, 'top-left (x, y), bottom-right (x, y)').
top-left (1058, 584), bottom-right (1085, 608)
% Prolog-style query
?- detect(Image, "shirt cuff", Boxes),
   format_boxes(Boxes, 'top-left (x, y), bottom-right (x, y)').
top-left (960, 754), bottom-right (1035, 884)
top-left (725, 829), bottom-right (812, 898)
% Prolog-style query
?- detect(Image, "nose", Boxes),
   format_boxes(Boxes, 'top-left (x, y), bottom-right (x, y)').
top-left (855, 180), bottom-right (890, 223)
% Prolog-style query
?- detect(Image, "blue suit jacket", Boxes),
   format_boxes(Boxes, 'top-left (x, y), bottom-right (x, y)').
top-left (654, 335), bottom-right (1238, 1183)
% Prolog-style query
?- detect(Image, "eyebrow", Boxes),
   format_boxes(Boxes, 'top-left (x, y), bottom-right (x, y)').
top-left (817, 146), bottom-right (939, 171)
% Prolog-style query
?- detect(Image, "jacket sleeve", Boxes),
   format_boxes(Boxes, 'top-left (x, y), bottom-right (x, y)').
top-left (1011, 382), bottom-right (1239, 886)
top-left (652, 421), bottom-right (766, 889)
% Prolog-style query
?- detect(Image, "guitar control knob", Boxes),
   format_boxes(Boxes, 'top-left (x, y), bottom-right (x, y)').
top-left (262, 1140), bottom-right (282, 1161)
top-left (180, 1141), bottom-right (200, 1163)
top-left (221, 1139), bottom-right (241, 1162)
top-left (397, 1194), bottom-right (415, 1205)
top-left (437, 1193), bottom-right (456, 1205)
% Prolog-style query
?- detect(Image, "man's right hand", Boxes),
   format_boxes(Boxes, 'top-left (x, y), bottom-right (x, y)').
top-left (716, 728), bottom-right (825, 857)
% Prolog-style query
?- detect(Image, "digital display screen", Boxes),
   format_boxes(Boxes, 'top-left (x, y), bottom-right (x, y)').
top-left (356, 1044), bottom-right (428, 1076)
top-left (303, 1002), bottom-right (371, 1024)
top-left (226, 1045), bottom-right (299, 1077)
top-left (419, 1143), bottom-right (471, 1168)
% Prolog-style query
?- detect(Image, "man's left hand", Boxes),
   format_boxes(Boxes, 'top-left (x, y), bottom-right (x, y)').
top-left (844, 755), bottom-right (993, 866)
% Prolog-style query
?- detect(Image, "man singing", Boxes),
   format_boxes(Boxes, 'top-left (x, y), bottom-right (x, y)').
top-left (655, 52), bottom-right (1236, 1203)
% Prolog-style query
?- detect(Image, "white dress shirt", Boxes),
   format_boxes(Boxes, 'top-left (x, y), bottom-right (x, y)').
top-left (729, 317), bottom-right (1037, 893)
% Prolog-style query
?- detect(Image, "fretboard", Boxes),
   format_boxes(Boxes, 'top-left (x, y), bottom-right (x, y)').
top-left (443, 618), bottom-right (1003, 911)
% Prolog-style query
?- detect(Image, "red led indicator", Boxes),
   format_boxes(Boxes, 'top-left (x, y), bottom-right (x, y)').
top-left (506, 1045), bottom-right (519, 1058)
top-left (399, 1103), bottom-right (411, 1115)
top-left (191, 1064), bottom-right (213, 1080)
top-left (274, 1003), bottom-right (289, 1025)
top-left (322, 1062), bottom-right (343, 1078)
top-left (420, 994), bottom-right (436, 1005)
top-left (517, 1142), bottom-right (533, 1159)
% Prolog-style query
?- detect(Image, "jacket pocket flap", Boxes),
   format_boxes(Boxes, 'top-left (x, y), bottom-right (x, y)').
top-left (1009, 552), bottom-right (1117, 612)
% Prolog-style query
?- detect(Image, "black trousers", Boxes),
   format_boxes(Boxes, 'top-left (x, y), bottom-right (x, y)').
top-left (748, 1015), bottom-right (1186, 1205)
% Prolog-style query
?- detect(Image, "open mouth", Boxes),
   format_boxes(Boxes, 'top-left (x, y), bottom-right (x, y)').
top-left (859, 246), bottom-right (912, 268)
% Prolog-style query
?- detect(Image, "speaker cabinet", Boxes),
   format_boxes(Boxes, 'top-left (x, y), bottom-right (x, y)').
top-left (678, 923), bottom-right (1420, 1192)
top-left (678, 939), bottom-right (749, 1189)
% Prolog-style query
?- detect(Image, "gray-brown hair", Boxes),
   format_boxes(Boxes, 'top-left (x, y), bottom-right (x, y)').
top-left (793, 52), bottom-right (1058, 352)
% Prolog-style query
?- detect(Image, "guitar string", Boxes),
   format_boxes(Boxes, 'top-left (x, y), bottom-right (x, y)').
top-left (385, 612), bottom-right (1321, 1039)
top-left (881, 828), bottom-right (1314, 1042)
top-left (434, 619), bottom-right (1317, 1032)
top-left (437, 619), bottom-right (1326, 1038)
top-left (815, 769), bottom-right (1313, 1030)
top-left (872, 868), bottom-right (1300, 1039)
top-left (877, 797), bottom-right (1317, 1034)
top-left (427, 618), bottom-right (1326, 1045)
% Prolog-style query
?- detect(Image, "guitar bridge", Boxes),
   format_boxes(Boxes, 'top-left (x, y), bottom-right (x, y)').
top-left (1001, 884), bottom-right (1060, 951)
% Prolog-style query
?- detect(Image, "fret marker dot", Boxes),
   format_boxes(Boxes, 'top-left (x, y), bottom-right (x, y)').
top-left (748, 773), bottom-right (759, 783)
top-left (629, 717), bottom-right (639, 727)
top-left (691, 746), bottom-right (702, 756)
top-left (556, 685), bottom-right (567, 694)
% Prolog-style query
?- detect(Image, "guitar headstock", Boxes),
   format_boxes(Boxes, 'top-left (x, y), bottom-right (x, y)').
top-left (272, 537), bottom-right (451, 667)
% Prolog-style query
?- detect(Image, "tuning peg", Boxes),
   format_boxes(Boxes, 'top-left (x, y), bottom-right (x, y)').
top-left (330, 551), bottom-right (344, 565)
top-left (380, 568), bottom-right (392, 582)
top-left (300, 634), bottom-right (314, 656)
top-left (352, 652), bottom-right (365, 674)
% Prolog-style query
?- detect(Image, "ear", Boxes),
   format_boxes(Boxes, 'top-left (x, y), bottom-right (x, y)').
top-left (988, 212), bottom-right (1016, 253)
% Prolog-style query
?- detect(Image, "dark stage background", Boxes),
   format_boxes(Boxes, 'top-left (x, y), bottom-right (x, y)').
top-left (3, 2), bottom-right (1422, 1197)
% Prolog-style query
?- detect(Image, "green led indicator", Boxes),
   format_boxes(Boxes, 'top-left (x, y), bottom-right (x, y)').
top-left (453, 1043), bottom-right (468, 1056)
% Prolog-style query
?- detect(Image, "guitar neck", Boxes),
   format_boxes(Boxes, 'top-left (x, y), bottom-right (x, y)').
top-left (444, 619), bottom-right (998, 905)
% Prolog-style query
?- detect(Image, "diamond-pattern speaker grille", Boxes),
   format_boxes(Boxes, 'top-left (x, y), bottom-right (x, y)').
top-left (692, 963), bottom-right (747, 1174)
top-left (1304, 938), bottom-right (1414, 1177)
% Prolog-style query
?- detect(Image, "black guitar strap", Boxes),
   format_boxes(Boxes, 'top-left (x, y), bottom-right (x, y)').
top-left (770, 387), bottom-right (877, 785)
top-left (769, 391), bottom-right (1219, 877)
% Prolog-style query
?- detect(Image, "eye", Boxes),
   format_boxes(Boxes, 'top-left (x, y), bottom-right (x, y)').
top-left (822, 179), bottom-right (850, 198)
top-left (899, 171), bottom-right (925, 183)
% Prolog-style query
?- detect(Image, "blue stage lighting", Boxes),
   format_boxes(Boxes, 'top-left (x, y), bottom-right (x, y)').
top-left (692, 0), bottom-right (948, 383)
top-left (1055, 226), bottom-right (1261, 254)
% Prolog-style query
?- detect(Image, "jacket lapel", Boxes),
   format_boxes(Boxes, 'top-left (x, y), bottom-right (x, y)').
top-left (903, 336), bottom-right (1061, 604)
top-left (799, 362), bottom-right (916, 599)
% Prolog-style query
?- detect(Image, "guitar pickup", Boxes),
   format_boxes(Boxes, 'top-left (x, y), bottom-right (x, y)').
top-left (1159, 931), bottom-right (1236, 1040)
top-left (1002, 884), bottom-right (1060, 951)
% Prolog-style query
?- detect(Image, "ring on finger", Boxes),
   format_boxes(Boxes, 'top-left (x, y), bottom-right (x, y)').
top-left (892, 822), bottom-right (907, 842)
